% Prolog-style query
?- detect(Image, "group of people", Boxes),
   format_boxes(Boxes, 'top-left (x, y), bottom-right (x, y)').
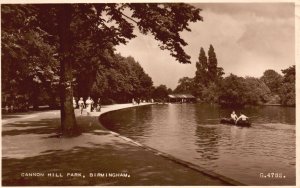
top-left (132, 98), bottom-right (154, 105)
top-left (73, 97), bottom-right (101, 115)
top-left (230, 111), bottom-right (248, 124)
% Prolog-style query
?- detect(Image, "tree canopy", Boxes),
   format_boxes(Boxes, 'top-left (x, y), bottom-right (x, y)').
top-left (279, 66), bottom-right (295, 106)
top-left (2, 3), bottom-right (203, 136)
top-left (174, 44), bottom-right (294, 107)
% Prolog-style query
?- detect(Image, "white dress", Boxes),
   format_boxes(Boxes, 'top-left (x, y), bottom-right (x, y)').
top-left (85, 99), bottom-right (92, 113)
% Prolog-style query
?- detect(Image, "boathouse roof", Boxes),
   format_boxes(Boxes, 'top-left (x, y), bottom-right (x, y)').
top-left (168, 94), bottom-right (196, 99)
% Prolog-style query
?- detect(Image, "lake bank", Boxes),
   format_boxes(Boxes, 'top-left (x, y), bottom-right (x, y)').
top-left (100, 103), bottom-right (295, 185)
top-left (2, 103), bottom-right (239, 186)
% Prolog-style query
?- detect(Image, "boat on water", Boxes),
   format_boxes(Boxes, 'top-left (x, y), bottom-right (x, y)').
top-left (220, 118), bottom-right (251, 127)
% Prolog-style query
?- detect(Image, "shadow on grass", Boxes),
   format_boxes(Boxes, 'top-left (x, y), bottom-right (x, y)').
top-left (2, 119), bottom-right (61, 136)
top-left (2, 116), bottom-right (105, 137)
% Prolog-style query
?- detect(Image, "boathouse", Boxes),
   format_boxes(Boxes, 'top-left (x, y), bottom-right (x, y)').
top-left (168, 94), bottom-right (196, 103)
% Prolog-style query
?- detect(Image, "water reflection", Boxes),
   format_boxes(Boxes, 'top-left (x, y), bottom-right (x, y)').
top-left (100, 104), bottom-right (295, 185)
top-left (195, 125), bottom-right (220, 165)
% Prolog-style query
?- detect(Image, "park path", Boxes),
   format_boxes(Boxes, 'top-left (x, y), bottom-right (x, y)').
top-left (2, 103), bottom-right (237, 186)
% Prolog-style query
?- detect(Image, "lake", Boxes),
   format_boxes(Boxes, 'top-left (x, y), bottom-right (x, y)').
top-left (99, 103), bottom-right (295, 185)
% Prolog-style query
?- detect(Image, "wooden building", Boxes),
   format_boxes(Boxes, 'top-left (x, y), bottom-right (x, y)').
top-left (168, 94), bottom-right (196, 103)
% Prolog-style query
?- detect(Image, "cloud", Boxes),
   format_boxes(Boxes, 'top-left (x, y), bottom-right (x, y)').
top-left (193, 3), bottom-right (294, 19)
top-left (116, 3), bottom-right (295, 89)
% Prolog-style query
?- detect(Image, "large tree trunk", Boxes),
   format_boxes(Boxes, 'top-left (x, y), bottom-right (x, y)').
top-left (58, 4), bottom-right (78, 136)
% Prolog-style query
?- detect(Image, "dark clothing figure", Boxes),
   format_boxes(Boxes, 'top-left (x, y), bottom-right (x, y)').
top-left (137, 98), bottom-right (140, 105)
top-left (96, 98), bottom-right (101, 112)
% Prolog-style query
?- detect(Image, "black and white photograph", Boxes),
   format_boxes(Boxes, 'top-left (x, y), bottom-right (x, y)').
top-left (1, 1), bottom-right (298, 186)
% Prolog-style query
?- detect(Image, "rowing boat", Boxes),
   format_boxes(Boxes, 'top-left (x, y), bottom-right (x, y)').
top-left (220, 118), bottom-right (251, 127)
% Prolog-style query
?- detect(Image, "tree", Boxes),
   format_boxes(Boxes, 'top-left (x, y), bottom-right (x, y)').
top-left (193, 45), bottom-right (224, 100)
top-left (260, 69), bottom-right (283, 94)
top-left (195, 47), bottom-right (208, 85)
top-left (201, 82), bottom-right (220, 103)
top-left (219, 74), bottom-right (247, 106)
top-left (194, 47), bottom-right (208, 98)
top-left (279, 65), bottom-right (295, 106)
top-left (1, 5), bottom-right (60, 111)
top-left (219, 75), bottom-right (273, 106)
top-left (174, 77), bottom-right (194, 94)
top-left (243, 77), bottom-right (271, 105)
top-left (207, 44), bottom-right (224, 82)
top-left (6, 3), bottom-right (202, 136)
top-left (152, 85), bottom-right (169, 101)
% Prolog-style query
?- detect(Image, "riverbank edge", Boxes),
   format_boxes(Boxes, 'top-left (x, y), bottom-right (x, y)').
top-left (96, 103), bottom-right (245, 186)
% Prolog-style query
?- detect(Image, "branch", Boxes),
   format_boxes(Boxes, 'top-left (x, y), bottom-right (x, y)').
top-left (120, 12), bottom-right (138, 24)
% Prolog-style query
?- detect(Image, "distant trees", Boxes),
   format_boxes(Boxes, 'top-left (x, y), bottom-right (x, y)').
top-left (174, 45), bottom-right (224, 102)
top-left (173, 77), bottom-right (195, 94)
top-left (260, 69), bottom-right (283, 94)
top-left (88, 54), bottom-right (153, 104)
top-left (173, 45), bottom-right (295, 107)
top-left (217, 68), bottom-right (295, 107)
top-left (207, 45), bottom-right (224, 83)
top-left (194, 45), bottom-right (224, 101)
top-left (219, 75), bottom-right (271, 106)
top-left (152, 85), bottom-right (171, 101)
top-left (279, 66), bottom-right (295, 106)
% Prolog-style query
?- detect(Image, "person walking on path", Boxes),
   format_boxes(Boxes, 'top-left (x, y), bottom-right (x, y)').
top-left (96, 98), bottom-right (101, 112)
top-left (73, 97), bottom-right (77, 109)
top-left (85, 97), bottom-right (92, 115)
top-left (90, 98), bottom-right (94, 112)
top-left (78, 97), bottom-right (85, 115)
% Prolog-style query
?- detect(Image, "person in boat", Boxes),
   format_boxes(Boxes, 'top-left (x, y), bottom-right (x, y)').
top-left (236, 112), bottom-right (249, 124)
top-left (231, 111), bottom-right (238, 122)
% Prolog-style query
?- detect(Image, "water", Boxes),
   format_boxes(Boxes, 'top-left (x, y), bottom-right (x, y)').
top-left (99, 103), bottom-right (296, 185)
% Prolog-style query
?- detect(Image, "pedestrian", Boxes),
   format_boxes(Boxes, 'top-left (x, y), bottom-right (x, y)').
top-left (132, 98), bottom-right (135, 105)
top-left (85, 96), bottom-right (92, 115)
top-left (5, 105), bottom-right (9, 113)
top-left (96, 98), bottom-right (101, 112)
top-left (78, 97), bottom-right (85, 115)
top-left (73, 97), bottom-right (77, 109)
top-left (137, 98), bottom-right (140, 105)
top-left (10, 104), bottom-right (14, 113)
top-left (90, 98), bottom-right (94, 112)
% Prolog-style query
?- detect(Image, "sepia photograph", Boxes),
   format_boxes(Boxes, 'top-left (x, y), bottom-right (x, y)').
top-left (1, 1), bottom-right (297, 186)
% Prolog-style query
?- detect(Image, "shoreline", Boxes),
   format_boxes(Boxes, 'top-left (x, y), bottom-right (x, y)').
top-left (2, 103), bottom-right (242, 186)
top-left (95, 103), bottom-right (244, 186)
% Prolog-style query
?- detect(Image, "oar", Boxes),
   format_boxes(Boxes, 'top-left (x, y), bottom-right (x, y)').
top-left (206, 118), bottom-right (220, 121)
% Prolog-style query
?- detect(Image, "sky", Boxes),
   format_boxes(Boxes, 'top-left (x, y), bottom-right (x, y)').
top-left (115, 3), bottom-right (295, 89)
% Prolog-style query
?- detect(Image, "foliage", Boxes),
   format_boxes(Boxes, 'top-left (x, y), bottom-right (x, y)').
top-left (1, 5), bottom-right (60, 110)
top-left (260, 69), bottom-right (283, 94)
top-left (219, 75), bottom-right (272, 106)
top-left (152, 85), bottom-right (169, 100)
top-left (89, 54), bottom-right (153, 103)
top-left (2, 3), bottom-right (202, 135)
top-left (180, 45), bottom-right (224, 100)
top-left (173, 77), bottom-right (195, 94)
top-left (218, 74), bottom-right (246, 106)
top-left (207, 44), bottom-right (224, 82)
top-left (201, 82), bottom-right (220, 103)
top-left (279, 66), bottom-right (295, 106)
top-left (243, 77), bottom-right (271, 105)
